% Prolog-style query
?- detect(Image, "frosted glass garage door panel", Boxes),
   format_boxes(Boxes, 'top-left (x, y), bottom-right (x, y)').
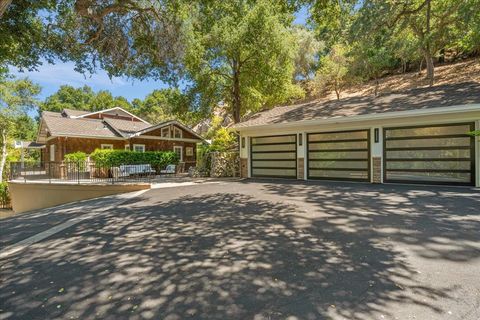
top-left (309, 160), bottom-right (368, 169)
top-left (385, 124), bottom-right (471, 138)
top-left (386, 137), bottom-right (470, 149)
top-left (386, 149), bottom-right (471, 159)
top-left (386, 171), bottom-right (471, 183)
top-left (309, 141), bottom-right (368, 150)
top-left (252, 144), bottom-right (296, 152)
top-left (386, 161), bottom-right (471, 170)
top-left (309, 151), bottom-right (368, 159)
top-left (252, 152), bottom-right (296, 160)
top-left (309, 169), bottom-right (369, 180)
top-left (252, 168), bottom-right (297, 176)
top-left (251, 161), bottom-right (296, 168)
top-left (308, 131), bottom-right (367, 142)
top-left (252, 136), bottom-right (296, 144)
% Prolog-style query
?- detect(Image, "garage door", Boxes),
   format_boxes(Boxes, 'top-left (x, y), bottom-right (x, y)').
top-left (384, 123), bottom-right (475, 186)
top-left (251, 135), bottom-right (297, 179)
top-left (307, 130), bottom-right (370, 181)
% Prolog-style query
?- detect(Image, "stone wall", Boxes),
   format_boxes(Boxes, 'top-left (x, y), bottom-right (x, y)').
top-left (210, 152), bottom-right (240, 178)
top-left (240, 158), bottom-right (248, 178)
top-left (372, 156), bottom-right (382, 183)
top-left (297, 158), bottom-right (304, 180)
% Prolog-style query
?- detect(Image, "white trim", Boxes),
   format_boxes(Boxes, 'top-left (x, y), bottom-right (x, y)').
top-left (174, 127), bottom-right (183, 139)
top-left (72, 107), bottom-right (150, 124)
top-left (235, 104), bottom-right (480, 132)
top-left (124, 144), bottom-right (130, 151)
top-left (49, 144), bottom-right (55, 162)
top-left (173, 145), bottom-right (183, 161)
top-left (132, 120), bottom-right (205, 141)
top-left (132, 135), bottom-right (202, 143)
top-left (46, 134), bottom-right (125, 141)
top-left (161, 127), bottom-right (170, 138)
top-left (101, 144), bottom-right (114, 150)
top-left (133, 144), bottom-right (145, 153)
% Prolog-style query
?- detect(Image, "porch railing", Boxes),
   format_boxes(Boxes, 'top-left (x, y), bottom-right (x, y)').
top-left (9, 161), bottom-right (161, 184)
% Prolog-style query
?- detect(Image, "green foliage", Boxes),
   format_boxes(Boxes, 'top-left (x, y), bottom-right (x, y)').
top-left (292, 25), bottom-right (324, 80)
top-left (313, 44), bottom-right (352, 99)
top-left (90, 149), bottom-right (179, 169)
top-left (468, 130), bottom-right (480, 137)
top-left (64, 151), bottom-right (87, 163)
top-left (0, 181), bottom-right (10, 208)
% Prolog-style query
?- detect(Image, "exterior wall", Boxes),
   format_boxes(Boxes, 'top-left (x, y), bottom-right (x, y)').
top-left (239, 111), bottom-right (480, 185)
top-left (8, 181), bottom-right (150, 213)
top-left (129, 138), bottom-right (197, 170)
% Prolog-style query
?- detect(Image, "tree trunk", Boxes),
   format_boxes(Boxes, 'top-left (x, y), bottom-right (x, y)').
top-left (0, 128), bottom-right (7, 182)
top-left (232, 60), bottom-right (241, 123)
top-left (0, 0), bottom-right (12, 18)
top-left (424, 50), bottom-right (434, 86)
top-left (418, 57), bottom-right (424, 75)
top-left (334, 80), bottom-right (340, 100)
top-left (374, 78), bottom-right (379, 97)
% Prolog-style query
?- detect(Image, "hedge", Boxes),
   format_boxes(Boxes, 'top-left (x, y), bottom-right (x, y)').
top-left (64, 151), bottom-right (88, 162)
top-left (0, 182), bottom-right (10, 208)
top-left (90, 149), bottom-right (179, 169)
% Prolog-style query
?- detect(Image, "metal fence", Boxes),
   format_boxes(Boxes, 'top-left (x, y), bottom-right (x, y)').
top-left (9, 161), bottom-right (163, 184)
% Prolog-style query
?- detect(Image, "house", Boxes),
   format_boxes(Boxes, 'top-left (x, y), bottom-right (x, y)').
top-left (234, 82), bottom-right (480, 187)
top-left (36, 107), bottom-right (204, 170)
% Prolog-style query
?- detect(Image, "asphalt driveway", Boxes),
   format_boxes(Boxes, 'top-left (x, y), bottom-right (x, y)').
top-left (1, 180), bottom-right (479, 320)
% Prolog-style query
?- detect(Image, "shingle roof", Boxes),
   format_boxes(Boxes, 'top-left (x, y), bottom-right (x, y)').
top-left (104, 118), bottom-right (151, 135)
top-left (234, 82), bottom-right (480, 129)
top-left (43, 112), bottom-right (122, 138)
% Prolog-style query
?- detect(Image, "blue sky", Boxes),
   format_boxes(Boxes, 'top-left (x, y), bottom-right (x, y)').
top-left (10, 7), bottom-right (310, 103)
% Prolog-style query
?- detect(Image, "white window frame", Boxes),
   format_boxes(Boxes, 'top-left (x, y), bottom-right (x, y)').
top-left (50, 144), bottom-right (55, 162)
top-left (133, 144), bottom-right (145, 153)
top-left (101, 144), bottom-right (113, 150)
top-left (173, 127), bottom-right (183, 139)
top-left (161, 127), bottom-right (170, 138)
top-left (124, 144), bottom-right (130, 151)
top-left (173, 146), bottom-right (183, 161)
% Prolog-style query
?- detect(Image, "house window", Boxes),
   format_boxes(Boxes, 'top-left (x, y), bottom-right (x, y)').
top-left (173, 146), bottom-right (183, 161)
top-left (174, 127), bottom-right (182, 139)
top-left (133, 144), bottom-right (145, 152)
top-left (186, 147), bottom-right (193, 156)
top-left (101, 144), bottom-right (113, 150)
top-left (50, 144), bottom-right (55, 162)
top-left (161, 127), bottom-right (170, 138)
top-left (125, 144), bottom-right (130, 151)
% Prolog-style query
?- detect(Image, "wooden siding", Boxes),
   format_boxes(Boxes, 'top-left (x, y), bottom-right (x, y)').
top-left (140, 124), bottom-right (199, 140)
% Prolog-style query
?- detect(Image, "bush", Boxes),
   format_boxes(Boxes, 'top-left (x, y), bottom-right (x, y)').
top-left (90, 149), bottom-right (179, 170)
top-left (64, 151), bottom-right (87, 163)
top-left (0, 182), bottom-right (10, 208)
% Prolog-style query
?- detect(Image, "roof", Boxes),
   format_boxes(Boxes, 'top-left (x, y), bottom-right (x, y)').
top-left (71, 107), bottom-right (150, 124)
top-left (132, 120), bottom-right (205, 141)
top-left (62, 109), bottom-right (90, 117)
top-left (104, 118), bottom-right (151, 135)
top-left (234, 82), bottom-right (480, 129)
top-left (15, 141), bottom-right (45, 149)
top-left (42, 113), bottom-right (122, 138)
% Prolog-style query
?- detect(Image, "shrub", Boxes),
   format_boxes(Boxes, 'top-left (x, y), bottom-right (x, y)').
top-left (64, 151), bottom-right (87, 163)
top-left (90, 149), bottom-right (179, 170)
top-left (0, 182), bottom-right (10, 208)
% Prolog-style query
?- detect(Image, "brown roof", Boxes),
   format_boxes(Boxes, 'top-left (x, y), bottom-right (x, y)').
top-left (62, 109), bottom-right (90, 117)
top-left (235, 82), bottom-right (480, 129)
top-left (43, 112), bottom-right (122, 138)
top-left (104, 118), bottom-right (151, 135)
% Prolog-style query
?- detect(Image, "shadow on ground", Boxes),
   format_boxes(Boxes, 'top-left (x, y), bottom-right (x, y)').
top-left (1, 180), bottom-right (479, 319)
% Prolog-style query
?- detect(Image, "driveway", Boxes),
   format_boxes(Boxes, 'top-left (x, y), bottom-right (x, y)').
top-left (1, 180), bottom-right (479, 320)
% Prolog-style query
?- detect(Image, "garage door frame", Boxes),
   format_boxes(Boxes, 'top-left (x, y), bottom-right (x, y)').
top-left (250, 134), bottom-right (298, 179)
top-left (383, 122), bottom-right (476, 186)
top-left (307, 129), bottom-right (371, 182)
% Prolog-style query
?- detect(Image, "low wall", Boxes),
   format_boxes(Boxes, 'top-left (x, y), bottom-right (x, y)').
top-left (8, 182), bottom-right (150, 214)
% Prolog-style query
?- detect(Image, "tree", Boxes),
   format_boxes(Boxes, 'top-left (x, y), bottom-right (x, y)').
top-left (292, 25), bottom-right (324, 80)
top-left (185, 0), bottom-right (304, 123)
top-left (314, 44), bottom-right (352, 99)
top-left (41, 85), bottom-right (95, 112)
top-left (0, 77), bottom-right (40, 181)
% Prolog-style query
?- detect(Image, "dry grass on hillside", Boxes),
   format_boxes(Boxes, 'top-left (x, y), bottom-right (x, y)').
top-left (323, 58), bottom-right (480, 100)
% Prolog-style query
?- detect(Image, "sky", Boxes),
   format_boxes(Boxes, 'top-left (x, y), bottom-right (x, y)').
top-left (10, 7), bottom-right (310, 104)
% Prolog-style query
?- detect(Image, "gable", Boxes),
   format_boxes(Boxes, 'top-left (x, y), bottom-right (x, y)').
top-left (139, 124), bottom-right (198, 140)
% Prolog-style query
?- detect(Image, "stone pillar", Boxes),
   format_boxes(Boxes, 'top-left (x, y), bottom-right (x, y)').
top-left (240, 158), bottom-right (248, 178)
top-left (372, 156), bottom-right (382, 183)
top-left (297, 158), bottom-right (304, 180)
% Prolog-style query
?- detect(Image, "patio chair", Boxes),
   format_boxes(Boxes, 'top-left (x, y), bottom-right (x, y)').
top-left (160, 164), bottom-right (176, 175)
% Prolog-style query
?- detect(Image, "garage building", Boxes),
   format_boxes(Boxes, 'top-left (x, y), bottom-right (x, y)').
top-left (235, 82), bottom-right (480, 187)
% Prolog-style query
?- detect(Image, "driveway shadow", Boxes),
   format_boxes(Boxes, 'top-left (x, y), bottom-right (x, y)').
top-left (1, 181), bottom-right (479, 319)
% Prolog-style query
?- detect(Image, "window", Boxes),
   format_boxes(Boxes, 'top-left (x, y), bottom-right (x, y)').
top-left (133, 144), bottom-right (145, 152)
top-left (101, 144), bottom-right (113, 150)
top-left (50, 144), bottom-right (55, 162)
top-left (173, 146), bottom-right (183, 161)
top-left (124, 144), bottom-right (130, 151)
top-left (186, 147), bottom-right (193, 156)
top-left (161, 127), bottom-right (170, 138)
top-left (174, 127), bottom-right (182, 139)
